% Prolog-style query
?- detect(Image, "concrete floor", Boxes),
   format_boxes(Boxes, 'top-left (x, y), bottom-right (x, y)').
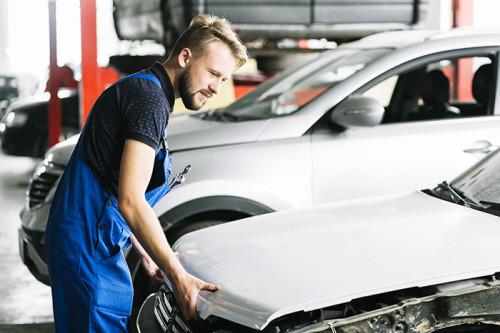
top-left (0, 151), bottom-right (54, 332)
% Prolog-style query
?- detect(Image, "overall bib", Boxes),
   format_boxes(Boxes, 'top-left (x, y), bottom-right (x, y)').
top-left (45, 74), bottom-right (172, 332)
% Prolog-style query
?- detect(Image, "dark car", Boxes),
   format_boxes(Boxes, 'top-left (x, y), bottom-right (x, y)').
top-left (0, 75), bottom-right (19, 119)
top-left (0, 89), bottom-right (80, 158)
top-left (0, 75), bottom-right (19, 102)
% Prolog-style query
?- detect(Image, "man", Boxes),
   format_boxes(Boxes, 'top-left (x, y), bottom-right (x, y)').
top-left (44, 14), bottom-right (248, 332)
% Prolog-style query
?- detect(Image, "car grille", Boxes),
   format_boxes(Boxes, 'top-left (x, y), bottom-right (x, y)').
top-left (27, 160), bottom-right (65, 208)
top-left (154, 285), bottom-right (193, 333)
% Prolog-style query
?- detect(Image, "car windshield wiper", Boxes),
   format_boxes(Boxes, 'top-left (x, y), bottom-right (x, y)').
top-left (478, 200), bottom-right (500, 209)
top-left (437, 181), bottom-right (482, 209)
top-left (192, 109), bottom-right (240, 122)
top-left (217, 111), bottom-right (241, 122)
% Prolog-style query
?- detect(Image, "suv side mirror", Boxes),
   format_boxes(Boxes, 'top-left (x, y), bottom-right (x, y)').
top-left (330, 95), bottom-right (385, 128)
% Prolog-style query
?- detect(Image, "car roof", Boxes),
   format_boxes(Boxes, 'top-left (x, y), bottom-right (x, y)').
top-left (342, 27), bottom-right (500, 50)
top-left (8, 89), bottom-right (78, 111)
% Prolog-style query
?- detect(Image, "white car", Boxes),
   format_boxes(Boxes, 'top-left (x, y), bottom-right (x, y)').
top-left (137, 146), bottom-right (500, 333)
top-left (19, 28), bottom-right (500, 313)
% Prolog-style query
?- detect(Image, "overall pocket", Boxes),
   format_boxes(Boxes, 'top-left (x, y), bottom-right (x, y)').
top-left (94, 198), bottom-right (131, 262)
top-left (94, 249), bottom-right (133, 315)
top-left (94, 198), bottom-right (133, 314)
top-left (45, 215), bottom-right (84, 281)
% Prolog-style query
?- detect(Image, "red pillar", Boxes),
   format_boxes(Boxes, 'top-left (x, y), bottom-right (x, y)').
top-left (452, 0), bottom-right (474, 102)
top-left (80, 0), bottom-right (119, 127)
top-left (452, 0), bottom-right (473, 27)
top-left (80, 0), bottom-right (100, 125)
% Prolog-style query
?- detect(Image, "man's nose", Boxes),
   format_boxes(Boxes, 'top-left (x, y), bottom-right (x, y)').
top-left (209, 78), bottom-right (223, 95)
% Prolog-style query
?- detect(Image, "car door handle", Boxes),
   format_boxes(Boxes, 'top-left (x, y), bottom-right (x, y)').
top-left (463, 140), bottom-right (498, 154)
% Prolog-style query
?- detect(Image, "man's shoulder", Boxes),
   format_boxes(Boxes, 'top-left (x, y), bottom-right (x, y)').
top-left (116, 75), bottom-right (167, 104)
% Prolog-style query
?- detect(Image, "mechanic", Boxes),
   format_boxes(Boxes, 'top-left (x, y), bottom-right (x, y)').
top-left (44, 14), bottom-right (248, 333)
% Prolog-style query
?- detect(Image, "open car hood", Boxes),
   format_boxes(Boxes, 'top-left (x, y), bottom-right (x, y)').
top-left (172, 191), bottom-right (500, 330)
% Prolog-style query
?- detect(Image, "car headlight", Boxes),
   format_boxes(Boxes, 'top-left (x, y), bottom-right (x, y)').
top-left (5, 111), bottom-right (28, 128)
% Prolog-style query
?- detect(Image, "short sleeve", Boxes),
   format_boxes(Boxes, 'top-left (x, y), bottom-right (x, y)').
top-left (121, 88), bottom-right (169, 152)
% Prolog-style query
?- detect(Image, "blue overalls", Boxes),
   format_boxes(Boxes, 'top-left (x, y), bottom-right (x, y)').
top-left (45, 74), bottom-right (172, 332)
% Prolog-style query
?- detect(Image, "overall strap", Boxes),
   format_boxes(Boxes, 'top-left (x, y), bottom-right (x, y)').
top-left (126, 73), bottom-right (162, 90)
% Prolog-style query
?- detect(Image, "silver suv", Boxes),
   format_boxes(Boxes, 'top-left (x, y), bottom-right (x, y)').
top-left (19, 28), bottom-right (500, 311)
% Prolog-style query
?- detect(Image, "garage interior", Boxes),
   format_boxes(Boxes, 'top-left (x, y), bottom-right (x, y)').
top-left (1, 0), bottom-right (500, 332)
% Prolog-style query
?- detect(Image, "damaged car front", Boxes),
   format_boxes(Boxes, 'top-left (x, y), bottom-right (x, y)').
top-left (137, 148), bottom-right (500, 333)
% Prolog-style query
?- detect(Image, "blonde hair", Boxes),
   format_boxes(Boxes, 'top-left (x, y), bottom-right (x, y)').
top-left (169, 14), bottom-right (248, 69)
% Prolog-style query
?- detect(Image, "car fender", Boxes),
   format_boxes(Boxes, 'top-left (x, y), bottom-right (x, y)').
top-left (153, 180), bottom-right (295, 227)
top-left (158, 195), bottom-right (275, 230)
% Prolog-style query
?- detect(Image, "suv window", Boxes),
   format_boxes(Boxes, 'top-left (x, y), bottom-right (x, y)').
top-left (363, 55), bottom-right (495, 124)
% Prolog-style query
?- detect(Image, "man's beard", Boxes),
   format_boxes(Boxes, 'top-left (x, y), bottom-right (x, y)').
top-left (179, 68), bottom-right (210, 110)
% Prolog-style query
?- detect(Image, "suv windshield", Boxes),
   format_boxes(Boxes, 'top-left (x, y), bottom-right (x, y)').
top-left (217, 48), bottom-right (391, 121)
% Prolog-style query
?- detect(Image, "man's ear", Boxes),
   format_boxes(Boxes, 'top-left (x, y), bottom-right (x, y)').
top-left (178, 48), bottom-right (192, 68)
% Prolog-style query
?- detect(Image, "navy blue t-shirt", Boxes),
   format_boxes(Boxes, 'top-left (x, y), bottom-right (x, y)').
top-left (83, 62), bottom-right (175, 198)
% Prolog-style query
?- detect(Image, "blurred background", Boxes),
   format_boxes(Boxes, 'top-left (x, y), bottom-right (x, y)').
top-left (1, 0), bottom-right (500, 331)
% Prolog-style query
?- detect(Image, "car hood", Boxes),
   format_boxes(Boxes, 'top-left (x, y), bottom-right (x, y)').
top-left (167, 111), bottom-right (269, 151)
top-left (45, 133), bottom-right (80, 165)
top-left (46, 111), bottom-right (270, 163)
top-left (172, 191), bottom-right (500, 330)
top-left (8, 89), bottom-right (78, 111)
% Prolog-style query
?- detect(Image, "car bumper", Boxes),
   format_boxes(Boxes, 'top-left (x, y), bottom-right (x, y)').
top-left (136, 293), bottom-right (163, 333)
top-left (18, 226), bottom-right (50, 285)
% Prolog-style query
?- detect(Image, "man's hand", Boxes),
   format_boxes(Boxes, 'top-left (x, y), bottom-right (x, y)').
top-left (170, 271), bottom-right (220, 321)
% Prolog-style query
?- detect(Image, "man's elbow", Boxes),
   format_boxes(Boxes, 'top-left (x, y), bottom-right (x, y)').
top-left (117, 194), bottom-right (141, 223)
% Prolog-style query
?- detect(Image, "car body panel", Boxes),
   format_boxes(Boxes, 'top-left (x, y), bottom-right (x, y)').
top-left (312, 117), bottom-right (500, 203)
top-left (172, 190), bottom-right (500, 330)
top-left (153, 135), bottom-right (313, 216)
top-left (44, 133), bottom-right (80, 165)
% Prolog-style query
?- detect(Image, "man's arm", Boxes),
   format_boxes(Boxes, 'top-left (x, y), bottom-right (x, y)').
top-left (117, 139), bottom-right (219, 320)
top-left (130, 233), bottom-right (164, 285)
